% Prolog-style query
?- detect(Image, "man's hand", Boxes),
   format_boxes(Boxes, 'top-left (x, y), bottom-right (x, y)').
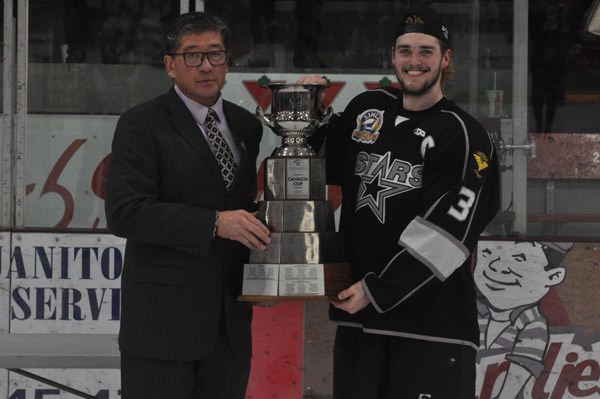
top-left (331, 281), bottom-right (371, 314)
top-left (297, 75), bottom-right (329, 112)
top-left (217, 210), bottom-right (271, 250)
top-left (296, 75), bottom-right (328, 85)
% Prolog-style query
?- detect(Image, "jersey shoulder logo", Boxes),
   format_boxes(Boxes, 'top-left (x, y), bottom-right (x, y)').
top-left (352, 109), bottom-right (384, 144)
top-left (473, 151), bottom-right (490, 179)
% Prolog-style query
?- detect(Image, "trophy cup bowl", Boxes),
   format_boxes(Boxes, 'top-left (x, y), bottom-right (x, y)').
top-left (256, 83), bottom-right (333, 157)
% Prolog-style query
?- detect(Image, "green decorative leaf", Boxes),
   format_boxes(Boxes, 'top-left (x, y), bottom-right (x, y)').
top-left (379, 76), bottom-right (392, 87)
top-left (258, 75), bottom-right (271, 87)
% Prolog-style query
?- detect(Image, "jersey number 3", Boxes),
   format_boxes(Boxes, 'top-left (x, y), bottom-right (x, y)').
top-left (447, 186), bottom-right (475, 221)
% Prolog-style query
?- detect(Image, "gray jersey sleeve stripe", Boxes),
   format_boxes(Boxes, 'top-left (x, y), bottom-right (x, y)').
top-left (366, 271), bottom-right (435, 313)
top-left (398, 216), bottom-right (469, 280)
top-left (442, 109), bottom-right (470, 178)
top-left (361, 275), bottom-right (381, 312)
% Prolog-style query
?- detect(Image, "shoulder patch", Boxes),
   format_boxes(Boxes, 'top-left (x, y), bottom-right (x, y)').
top-left (473, 151), bottom-right (490, 179)
top-left (352, 109), bottom-right (384, 144)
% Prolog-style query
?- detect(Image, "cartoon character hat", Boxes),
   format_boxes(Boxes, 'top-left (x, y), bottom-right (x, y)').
top-left (394, 5), bottom-right (450, 45)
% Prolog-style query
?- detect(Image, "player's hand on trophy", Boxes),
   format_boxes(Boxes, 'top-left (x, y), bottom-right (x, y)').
top-left (217, 210), bottom-right (271, 250)
top-left (332, 280), bottom-right (371, 314)
top-left (296, 75), bottom-right (328, 85)
top-left (297, 75), bottom-right (330, 109)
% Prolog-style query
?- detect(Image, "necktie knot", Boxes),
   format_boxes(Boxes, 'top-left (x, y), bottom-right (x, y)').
top-left (206, 108), bottom-right (220, 124)
top-left (204, 108), bottom-right (237, 188)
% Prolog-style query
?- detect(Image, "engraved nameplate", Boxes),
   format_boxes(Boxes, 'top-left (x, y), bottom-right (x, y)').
top-left (278, 264), bottom-right (325, 296)
top-left (242, 264), bottom-right (279, 296)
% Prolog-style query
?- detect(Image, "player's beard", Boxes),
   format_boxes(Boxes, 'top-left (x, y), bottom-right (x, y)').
top-left (396, 61), bottom-right (443, 96)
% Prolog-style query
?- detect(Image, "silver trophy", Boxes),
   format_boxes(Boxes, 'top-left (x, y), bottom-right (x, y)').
top-left (240, 83), bottom-right (351, 300)
top-left (256, 83), bottom-right (333, 157)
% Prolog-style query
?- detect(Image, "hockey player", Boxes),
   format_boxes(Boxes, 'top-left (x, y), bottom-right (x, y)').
top-left (300, 5), bottom-right (500, 398)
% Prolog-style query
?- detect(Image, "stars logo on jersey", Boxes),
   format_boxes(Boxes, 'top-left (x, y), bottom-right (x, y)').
top-left (473, 151), bottom-right (490, 179)
top-left (354, 151), bottom-right (423, 223)
top-left (352, 109), bottom-right (384, 144)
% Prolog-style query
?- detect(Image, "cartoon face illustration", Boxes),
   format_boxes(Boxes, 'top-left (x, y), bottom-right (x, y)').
top-left (475, 241), bottom-right (566, 311)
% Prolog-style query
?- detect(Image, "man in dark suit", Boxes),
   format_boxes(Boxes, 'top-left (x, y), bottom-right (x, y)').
top-left (105, 12), bottom-right (271, 399)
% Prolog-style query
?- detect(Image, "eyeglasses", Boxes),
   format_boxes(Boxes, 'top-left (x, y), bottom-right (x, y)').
top-left (170, 51), bottom-right (228, 67)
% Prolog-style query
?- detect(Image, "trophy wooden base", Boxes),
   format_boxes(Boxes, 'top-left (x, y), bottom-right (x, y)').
top-left (238, 262), bottom-right (352, 302)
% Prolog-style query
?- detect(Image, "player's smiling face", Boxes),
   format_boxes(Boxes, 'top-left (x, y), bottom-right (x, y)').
top-left (392, 32), bottom-right (449, 97)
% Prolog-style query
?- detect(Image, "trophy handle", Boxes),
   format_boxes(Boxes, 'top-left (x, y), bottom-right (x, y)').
top-left (256, 106), bottom-right (276, 129)
top-left (315, 106), bottom-right (333, 128)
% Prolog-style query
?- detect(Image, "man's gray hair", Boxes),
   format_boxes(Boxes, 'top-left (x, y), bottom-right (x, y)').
top-left (164, 12), bottom-right (230, 55)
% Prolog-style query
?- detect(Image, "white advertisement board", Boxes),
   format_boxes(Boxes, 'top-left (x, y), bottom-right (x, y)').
top-left (0, 232), bottom-right (124, 399)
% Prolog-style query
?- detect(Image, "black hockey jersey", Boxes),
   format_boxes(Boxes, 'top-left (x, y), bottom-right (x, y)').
top-left (324, 87), bottom-right (500, 349)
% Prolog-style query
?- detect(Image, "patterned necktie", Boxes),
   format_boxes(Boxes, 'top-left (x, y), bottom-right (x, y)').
top-left (205, 108), bottom-right (237, 187)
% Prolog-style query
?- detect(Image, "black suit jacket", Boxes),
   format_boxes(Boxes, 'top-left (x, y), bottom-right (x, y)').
top-left (105, 87), bottom-right (263, 361)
